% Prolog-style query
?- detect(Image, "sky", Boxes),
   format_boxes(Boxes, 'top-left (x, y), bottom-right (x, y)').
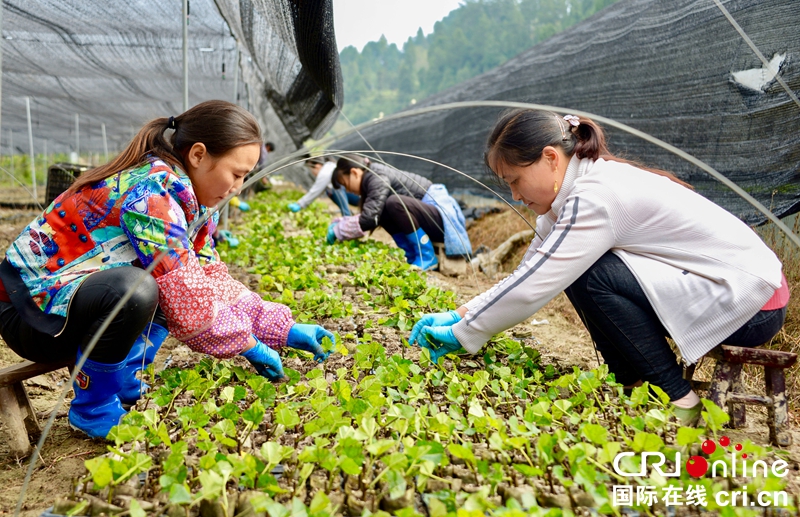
top-left (332, 0), bottom-right (464, 52)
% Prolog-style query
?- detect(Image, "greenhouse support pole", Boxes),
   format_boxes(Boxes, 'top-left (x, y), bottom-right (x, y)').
top-left (43, 139), bottom-right (47, 171)
top-left (0, 1), bottom-right (4, 134)
top-left (222, 43), bottom-right (236, 232)
top-left (25, 97), bottom-right (37, 201)
top-left (101, 123), bottom-right (108, 162)
top-left (221, 203), bottom-right (230, 231)
top-left (8, 130), bottom-right (12, 174)
top-left (221, 43), bottom-right (237, 231)
top-left (232, 45), bottom-right (239, 105)
top-left (75, 114), bottom-right (79, 159)
top-left (182, 0), bottom-right (189, 112)
top-left (222, 42), bottom-right (238, 231)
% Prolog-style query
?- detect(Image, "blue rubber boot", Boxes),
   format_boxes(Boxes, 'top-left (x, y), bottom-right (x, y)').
top-left (118, 323), bottom-right (169, 406)
top-left (68, 351), bottom-right (127, 439)
top-left (407, 228), bottom-right (438, 271)
top-left (391, 232), bottom-right (418, 265)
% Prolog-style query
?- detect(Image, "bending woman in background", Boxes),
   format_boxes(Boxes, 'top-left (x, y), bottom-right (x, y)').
top-left (287, 155), bottom-right (359, 216)
top-left (0, 101), bottom-right (333, 439)
top-left (329, 155), bottom-right (472, 271)
top-left (410, 109), bottom-right (788, 425)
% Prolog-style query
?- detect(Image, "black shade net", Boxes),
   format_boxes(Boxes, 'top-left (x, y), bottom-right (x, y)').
top-left (334, 0), bottom-right (800, 225)
top-left (0, 0), bottom-right (342, 159)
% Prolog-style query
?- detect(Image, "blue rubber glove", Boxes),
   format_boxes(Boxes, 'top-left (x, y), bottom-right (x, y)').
top-left (287, 324), bottom-right (335, 362)
top-left (288, 202), bottom-right (302, 212)
top-left (418, 326), bottom-right (465, 362)
top-left (216, 230), bottom-right (239, 248)
top-left (326, 223), bottom-right (338, 245)
top-left (409, 310), bottom-right (461, 346)
top-left (241, 337), bottom-right (284, 381)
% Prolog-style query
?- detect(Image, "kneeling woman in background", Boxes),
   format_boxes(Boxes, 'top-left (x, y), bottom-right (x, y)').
top-left (287, 155), bottom-right (359, 216)
top-left (328, 155), bottom-right (471, 270)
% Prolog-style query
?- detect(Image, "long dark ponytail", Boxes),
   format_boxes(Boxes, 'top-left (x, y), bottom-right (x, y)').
top-left (485, 109), bottom-right (691, 189)
top-left (68, 100), bottom-right (262, 193)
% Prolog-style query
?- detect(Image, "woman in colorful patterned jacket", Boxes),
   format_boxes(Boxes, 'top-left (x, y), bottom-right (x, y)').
top-left (0, 100), bottom-right (333, 439)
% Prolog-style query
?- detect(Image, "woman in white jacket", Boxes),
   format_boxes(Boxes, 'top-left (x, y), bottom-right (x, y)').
top-left (409, 109), bottom-right (788, 424)
top-left (287, 156), bottom-right (359, 216)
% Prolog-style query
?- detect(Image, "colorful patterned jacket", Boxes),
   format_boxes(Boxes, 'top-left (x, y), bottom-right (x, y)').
top-left (0, 156), bottom-right (293, 358)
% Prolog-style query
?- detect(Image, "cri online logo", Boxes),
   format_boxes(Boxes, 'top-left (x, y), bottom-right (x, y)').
top-left (613, 436), bottom-right (789, 479)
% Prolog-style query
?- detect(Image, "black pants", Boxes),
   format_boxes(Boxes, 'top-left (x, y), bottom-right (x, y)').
top-left (564, 252), bottom-right (786, 400)
top-left (0, 267), bottom-right (164, 364)
top-left (378, 195), bottom-right (445, 242)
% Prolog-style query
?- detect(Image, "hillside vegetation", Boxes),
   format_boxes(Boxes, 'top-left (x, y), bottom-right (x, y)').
top-left (336, 0), bottom-right (620, 131)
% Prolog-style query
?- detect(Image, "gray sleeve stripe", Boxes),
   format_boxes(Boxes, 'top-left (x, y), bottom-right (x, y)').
top-left (466, 197), bottom-right (581, 323)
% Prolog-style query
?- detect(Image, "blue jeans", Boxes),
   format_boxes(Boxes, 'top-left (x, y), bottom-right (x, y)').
top-left (326, 187), bottom-right (360, 216)
top-left (564, 252), bottom-right (786, 400)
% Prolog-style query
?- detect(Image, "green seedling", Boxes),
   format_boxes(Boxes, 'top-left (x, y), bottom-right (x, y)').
top-left (56, 190), bottom-right (793, 516)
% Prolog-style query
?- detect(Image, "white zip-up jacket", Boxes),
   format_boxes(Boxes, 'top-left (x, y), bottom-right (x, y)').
top-left (297, 162), bottom-right (337, 208)
top-left (452, 156), bottom-right (782, 364)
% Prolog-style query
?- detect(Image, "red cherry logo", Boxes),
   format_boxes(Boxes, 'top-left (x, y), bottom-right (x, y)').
top-left (735, 443), bottom-right (743, 451)
top-left (686, 456), bottom-right (708, 478)
top-left (742, 453), bottom-right (748, 459)
top-left (701, 439), bottom-right (716, 455)
top-left (719, 436), bottom-right (730, 447)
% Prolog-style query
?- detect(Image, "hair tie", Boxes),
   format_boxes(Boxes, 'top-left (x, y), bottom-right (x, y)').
top-left (563, 114), bottom-right (580, 127)
top-left (167, 116), bottom-right (176, 130)
top-left (554, 114), bottom-right (567, 140)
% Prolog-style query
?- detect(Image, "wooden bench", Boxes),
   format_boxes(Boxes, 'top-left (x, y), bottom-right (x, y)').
top-left (685, 345), bottom-right (797, 446)
top-left (0, 359), bottom-right (73, 458)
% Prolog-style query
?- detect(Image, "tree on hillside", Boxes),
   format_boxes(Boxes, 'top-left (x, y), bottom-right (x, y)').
top-left (335, 0), bottom-right (620, 129)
